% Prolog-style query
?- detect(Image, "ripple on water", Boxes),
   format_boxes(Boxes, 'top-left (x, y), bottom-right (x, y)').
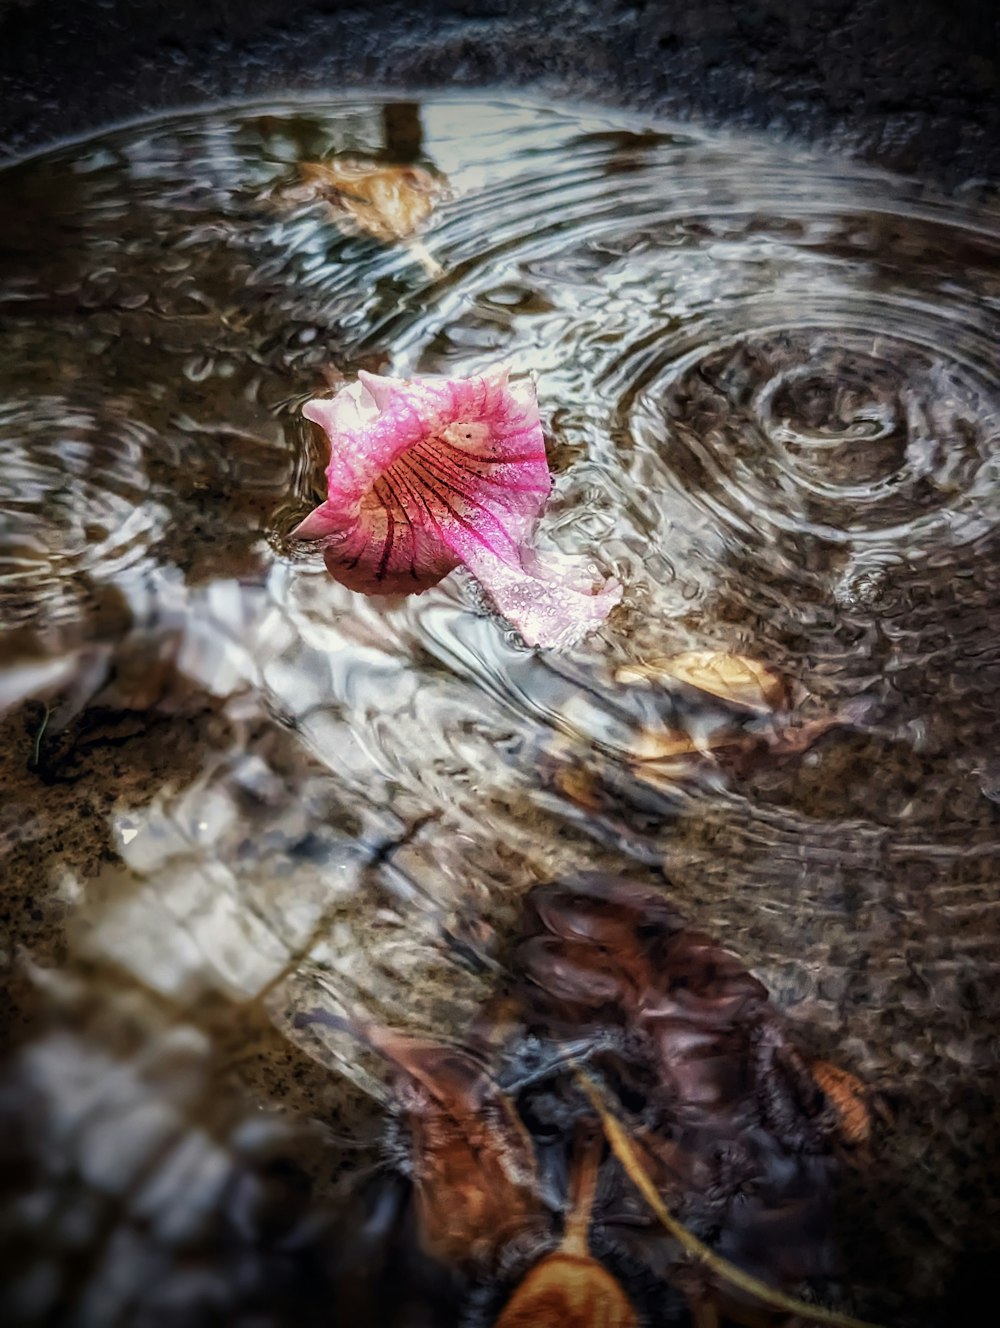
top-left (2, 97), bottom-right (1000, 1321)
top-left (0, 398), bottom-right (168, 632)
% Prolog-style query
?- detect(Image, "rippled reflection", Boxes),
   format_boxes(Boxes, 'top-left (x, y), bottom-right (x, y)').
top-left (2, 98), bottom-right (1000, 1325)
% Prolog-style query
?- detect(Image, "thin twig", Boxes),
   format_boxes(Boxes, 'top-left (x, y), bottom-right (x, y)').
top-left (575, 1069), bottom-right (883, 1328)
top-left (30, 703), bottom-right (51, 768)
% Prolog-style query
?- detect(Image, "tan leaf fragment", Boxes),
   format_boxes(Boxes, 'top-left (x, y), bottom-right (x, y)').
top-left (628, 728), bottom-right (703, 763)
top-left (811, 1060), bottom-right (878, 1148)
top-left (615, 651), bottom-right (789, 714)
top-left (297, 158), bottom-right (447, 243)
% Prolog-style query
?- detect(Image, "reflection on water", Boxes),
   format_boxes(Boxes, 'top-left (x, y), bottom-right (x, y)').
top-left (2, 97), bottom-right (1000, 1326)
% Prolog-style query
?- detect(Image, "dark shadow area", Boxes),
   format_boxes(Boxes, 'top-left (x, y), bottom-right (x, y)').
top-left (0, 0), bottom-right (998, 185)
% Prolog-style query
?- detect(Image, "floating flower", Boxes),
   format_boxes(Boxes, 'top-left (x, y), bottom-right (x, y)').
top-left (292, 367), bottom-right (621, 648)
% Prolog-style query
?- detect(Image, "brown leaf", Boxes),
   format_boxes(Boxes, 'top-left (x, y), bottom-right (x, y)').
top-left (810, 1060), bottom-right (877, 1148)
top-left (512, 878), bottom-right (881, 1325)
top-left (296, 157), bottom-right (447, 243)
top-left (354, 1022), bottom-right (540, 1268)
top-left (495, 1131), bottom-right (638, 1328)
top-left (515, 875), bottom-right (764, 1038)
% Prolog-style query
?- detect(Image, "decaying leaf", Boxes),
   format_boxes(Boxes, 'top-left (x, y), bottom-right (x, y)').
top-left (296, 157), bottom-right (448, 243)
top-left (614, 652), bottom-right (790, 714)
top-left (310, 876), bottom-right (883, 1326)
top-left (495, 1131), bottom-right (638, 1328)
top-left (577, 1072), bottom-right (879, 1328)
top-left (810, 1060), bottom-right (879, 1148)
top-left (510, 875), bottom-right (880, 1322)
top-left (321, 1016), bottom-right (540, 1268)
top-left (550, 757), bottom-right (607, 812)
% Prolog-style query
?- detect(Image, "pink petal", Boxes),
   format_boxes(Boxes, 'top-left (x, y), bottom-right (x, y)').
top-left (294, 367), bottom-right (620, 645)
top-left (450, 531), bottom-right (624, 649)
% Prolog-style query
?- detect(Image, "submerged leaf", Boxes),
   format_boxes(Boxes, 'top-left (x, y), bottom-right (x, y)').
top-left (511, 876), bottom-right (880, 1321)
top-left (577, 1072), bottom-right (880, 1328)
top-left (339, 1018), bottom-right (539, 1268)
top-left (809, 1060), bottom-right (878, 1148)
top-left (615, 651), bottom-right (789, 713)
top-left (309, 876), bottom-right (883, 1325)
top-left (494, 1254), bottom-right (637, 1328)
top-left (495, 1130), bottom-right (638, 1328)
top-left (296, 157), bottom-right (447, 243)
top-left (293, 368), bottom-right (621, 648)
top-left (530, 655), bottom-right (863, 817)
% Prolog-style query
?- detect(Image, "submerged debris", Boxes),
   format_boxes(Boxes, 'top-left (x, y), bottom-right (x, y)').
top-left (532, 653), bottom-right (865, 837)
top-left (293, 158), bottom-right (448, 244)
top-left (270, 155), bottom-right (449, 273)
top-left (614, 652), bottom-right (790, 714)
top-left (305, 873), bottom-right (880, 1326)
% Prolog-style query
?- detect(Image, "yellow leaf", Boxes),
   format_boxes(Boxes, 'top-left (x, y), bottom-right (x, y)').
top-left (494, 1252), bottom-right (638, 1328)
top-left (628, 728), bottom-right (701, 763)
top-left (615, 652), bottom-right (789, 713)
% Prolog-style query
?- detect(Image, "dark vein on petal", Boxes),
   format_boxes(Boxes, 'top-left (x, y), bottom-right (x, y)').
top-left (411, 439), bottom-right (540, 503)
top-left (374, 478), bottom-right (396, 582)
top-left (413, 439), bottom-right (548, 497)
top-left (452, 449), bottom-right (544, 467)
top-left (378, 469), bottom-right (420, 580)
top-left (391, 463), bottom-right (461, 562)
top-left (410, 439), bottom-right (508, 499)
top-left (399, 456), bottom-right (521, 560)
top-left (432, 434), bottom-right (545, 467)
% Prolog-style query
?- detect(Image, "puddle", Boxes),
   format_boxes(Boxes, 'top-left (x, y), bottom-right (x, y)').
top-left (2, 97), bottom-right (1000, 1325)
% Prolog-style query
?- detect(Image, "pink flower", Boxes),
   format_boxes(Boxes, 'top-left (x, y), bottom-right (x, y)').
top-left (292, 367), bottom-right (621, 648)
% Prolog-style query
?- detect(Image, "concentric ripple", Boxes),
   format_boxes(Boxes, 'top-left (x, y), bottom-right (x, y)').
top-left (0, 397), bottom-right (168, 635)
top-left (628, 320), bottom-right (1000, 544)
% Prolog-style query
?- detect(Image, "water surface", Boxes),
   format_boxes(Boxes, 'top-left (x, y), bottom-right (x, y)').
top-left (2, 97), bottom-right (1000, 1325)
